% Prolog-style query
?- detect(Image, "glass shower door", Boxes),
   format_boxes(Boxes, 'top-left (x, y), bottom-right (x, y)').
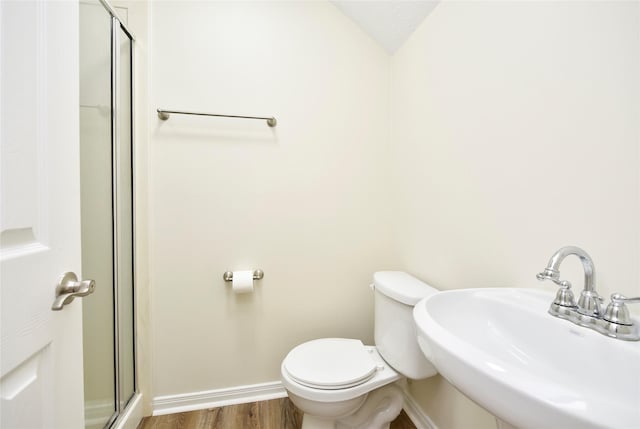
top-left (79, 2), bottom-right (116, 427)
top-left (79, 1), bottom-right (135, 427)
top-left (115, 22), bottom-right (135, 412)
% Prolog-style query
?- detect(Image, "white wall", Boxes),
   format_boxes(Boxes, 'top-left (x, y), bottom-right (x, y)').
top-left (391, 1), bottom-right (640, 428)
top-left (149, 1), bottom-right (394, 397)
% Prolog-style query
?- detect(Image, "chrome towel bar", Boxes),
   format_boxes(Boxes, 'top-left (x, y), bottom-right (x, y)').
top-left (157, 108), bottom-right (277, 127)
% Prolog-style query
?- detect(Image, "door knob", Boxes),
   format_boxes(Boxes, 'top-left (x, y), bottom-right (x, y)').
top-left (51, 272), bottom-right (95, 311)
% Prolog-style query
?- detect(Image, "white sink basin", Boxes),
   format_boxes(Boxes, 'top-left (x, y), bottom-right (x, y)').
top-left (413, 288), bottom-right (640, 429)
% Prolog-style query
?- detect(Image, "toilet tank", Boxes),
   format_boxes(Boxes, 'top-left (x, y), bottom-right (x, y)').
top-left (373, 271), bottom-right (438, 379)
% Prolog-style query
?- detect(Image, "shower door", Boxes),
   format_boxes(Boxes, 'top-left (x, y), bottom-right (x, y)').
top-left (79, 1), bottom-right (135, 427)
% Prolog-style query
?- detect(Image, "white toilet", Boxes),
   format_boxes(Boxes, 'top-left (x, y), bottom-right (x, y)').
top-left (280, 271), bottom-right (438, 429)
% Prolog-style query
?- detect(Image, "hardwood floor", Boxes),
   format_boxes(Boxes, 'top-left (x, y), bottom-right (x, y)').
top-left (138, 397), bottom-right (416, 429)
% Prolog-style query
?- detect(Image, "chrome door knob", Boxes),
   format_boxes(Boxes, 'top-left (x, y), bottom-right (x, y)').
top-left (51, 272), bottom-right (95, 311)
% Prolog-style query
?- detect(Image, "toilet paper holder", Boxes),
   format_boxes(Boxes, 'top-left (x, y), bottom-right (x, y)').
top-left (223, 269), bottom-right (264, 282)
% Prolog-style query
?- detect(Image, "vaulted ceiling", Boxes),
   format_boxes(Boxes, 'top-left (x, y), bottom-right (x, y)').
top-left (331, 1), bottom-right (440, 53)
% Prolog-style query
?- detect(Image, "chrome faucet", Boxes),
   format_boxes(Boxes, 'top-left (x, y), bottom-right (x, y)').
top-left (537, 246), bottom-right (639, 341)
top-left (536, 246), bottom-right (601, 317)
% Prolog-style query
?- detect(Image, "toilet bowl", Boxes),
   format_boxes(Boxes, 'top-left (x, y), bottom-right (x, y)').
top-left (281, 272), bottom-right (439, 429)
top-left (281, 339), bottom-right (402, 429)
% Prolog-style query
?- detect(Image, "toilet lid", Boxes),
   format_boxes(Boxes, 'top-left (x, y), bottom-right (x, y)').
top-left (284, 339), bottom-right (377, 390)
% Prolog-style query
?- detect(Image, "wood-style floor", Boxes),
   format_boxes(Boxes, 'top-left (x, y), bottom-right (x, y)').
top-left (138, 397), bottom-right (416, 429)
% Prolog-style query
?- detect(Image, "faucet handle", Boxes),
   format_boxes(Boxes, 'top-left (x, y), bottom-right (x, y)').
top-left (552, 283), bottom-right (576, 308)
top-left (537, 269), bottom-right (576, 307)
top-left (603, 294), bottom-right (640, 326)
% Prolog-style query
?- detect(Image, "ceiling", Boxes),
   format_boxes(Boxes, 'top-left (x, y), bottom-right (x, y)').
top-left (331, 1), bottom-right (440, 54)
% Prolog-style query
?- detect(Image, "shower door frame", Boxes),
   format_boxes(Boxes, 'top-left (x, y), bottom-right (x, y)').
top-left (110, 11), bottom-right (136, 424)
top-left (85, 0), bottom-right (139, 427)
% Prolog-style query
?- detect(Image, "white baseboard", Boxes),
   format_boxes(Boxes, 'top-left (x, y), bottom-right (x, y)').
top-left (402, 389), bottom-right (439, 429)
top-left (152, 381), bottom-right (287, 416)
top-left (152, 379), bottom-right (438, 429)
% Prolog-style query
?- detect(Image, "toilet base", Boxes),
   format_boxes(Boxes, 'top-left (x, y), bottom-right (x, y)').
top-left (298, 384), bottom-right (404, 429)
top-left (301, 414), bottom-right (339, 429)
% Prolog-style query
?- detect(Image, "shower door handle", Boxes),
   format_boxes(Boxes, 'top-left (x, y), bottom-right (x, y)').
top-left (51, 272), bottom-right (96, 311)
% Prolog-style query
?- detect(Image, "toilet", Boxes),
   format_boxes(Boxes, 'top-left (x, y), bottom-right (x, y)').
top-left (280, 271), bottom-right (438, 429)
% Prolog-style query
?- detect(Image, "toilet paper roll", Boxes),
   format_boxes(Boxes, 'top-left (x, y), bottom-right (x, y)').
top-left (232, 270), bottom-right (254, 294)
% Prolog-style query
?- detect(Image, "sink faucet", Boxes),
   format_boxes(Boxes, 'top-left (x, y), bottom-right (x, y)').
top-left (536, 246), bottom-right (601, 317)
top-left (537, 246), bottom-right (639, 341)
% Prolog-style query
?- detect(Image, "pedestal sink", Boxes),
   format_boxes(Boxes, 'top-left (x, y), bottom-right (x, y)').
top-left (413, 288), bottom-right (640, 429)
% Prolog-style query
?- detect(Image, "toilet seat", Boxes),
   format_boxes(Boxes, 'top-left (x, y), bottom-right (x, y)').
top-left (281, 339), bottom-right (401, 403)
top-left (283, 339), bottom-right (378, 390)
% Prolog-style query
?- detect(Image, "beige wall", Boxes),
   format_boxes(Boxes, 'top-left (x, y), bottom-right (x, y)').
top-left (145, 0), bottom-right (639, 425)
top-left (148, 1), bottom-right (394, 397)
top-left (391, 1), bottom-right (640, 428)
